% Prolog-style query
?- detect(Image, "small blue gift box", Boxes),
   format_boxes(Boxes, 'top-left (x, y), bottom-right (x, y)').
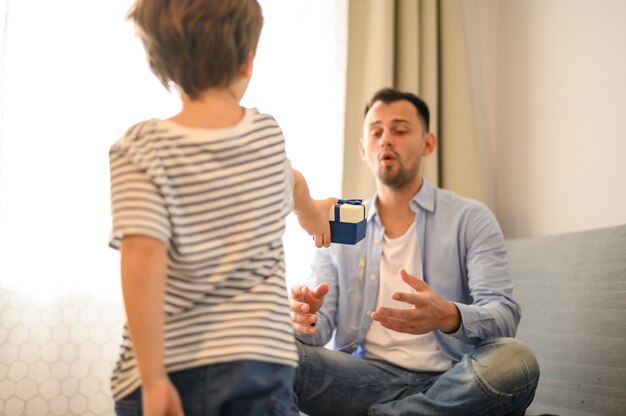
top-left (329, 199), bottom-right (368, 245)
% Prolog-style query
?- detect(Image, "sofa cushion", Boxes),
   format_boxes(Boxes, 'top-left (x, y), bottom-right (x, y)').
top-left (507, 224), bottom-right (626, 416)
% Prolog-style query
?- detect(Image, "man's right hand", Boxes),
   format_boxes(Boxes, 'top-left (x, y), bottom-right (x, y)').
top-left (290, 283), bottom-right (329, 335)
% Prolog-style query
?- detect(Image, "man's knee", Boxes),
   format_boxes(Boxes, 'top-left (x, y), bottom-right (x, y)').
top-left (469, 338), bottom-right (540, 395)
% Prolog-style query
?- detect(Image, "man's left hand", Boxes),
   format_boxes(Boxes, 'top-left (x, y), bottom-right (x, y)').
top-left (370, 269), bottom-right (462, 335)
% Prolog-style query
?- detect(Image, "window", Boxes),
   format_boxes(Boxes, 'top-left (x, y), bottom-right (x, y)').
top-left (0, 1), bottom-right (346, 414)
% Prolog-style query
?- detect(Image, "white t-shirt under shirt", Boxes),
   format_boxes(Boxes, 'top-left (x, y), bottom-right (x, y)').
top-left (363, 221), bottom-right (453, 372)
top-left (108, 108), bottom-right (298, 400)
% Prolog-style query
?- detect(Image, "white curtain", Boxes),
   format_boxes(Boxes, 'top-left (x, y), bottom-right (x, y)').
top-left (0, 1), bottom-right (346, 414)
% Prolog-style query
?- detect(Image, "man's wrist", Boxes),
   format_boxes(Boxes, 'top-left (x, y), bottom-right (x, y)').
top-left (441, 302), bottom-right (462, 334)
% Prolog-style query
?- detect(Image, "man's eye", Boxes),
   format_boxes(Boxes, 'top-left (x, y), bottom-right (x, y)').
top-left (394, 130), bottom-right (408, 136)
top-left (369, 130), bottom-right (382, 138)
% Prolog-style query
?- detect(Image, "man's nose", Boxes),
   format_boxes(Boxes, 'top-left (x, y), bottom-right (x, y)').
top-left (379, 131), bottom-right (393, 148)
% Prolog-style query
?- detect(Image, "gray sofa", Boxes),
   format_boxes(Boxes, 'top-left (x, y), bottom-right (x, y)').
top-left (507, 224), bottom-right (626, 416)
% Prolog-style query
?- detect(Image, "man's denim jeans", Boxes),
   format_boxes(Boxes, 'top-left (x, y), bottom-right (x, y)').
top-left (294, 338), bottom-right (539, 416)
top-left (115, 360), bottom-right (295, 416)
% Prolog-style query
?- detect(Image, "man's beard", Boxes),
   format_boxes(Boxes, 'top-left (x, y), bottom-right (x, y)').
top-left (378, 161), bottom-right (419, 189)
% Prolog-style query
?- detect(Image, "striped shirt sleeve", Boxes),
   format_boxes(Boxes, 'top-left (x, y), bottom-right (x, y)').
top-left (108, 141), bottom-right (171, 249)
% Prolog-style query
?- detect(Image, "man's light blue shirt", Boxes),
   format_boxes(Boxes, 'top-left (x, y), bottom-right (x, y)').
top-left (296, 178), bottom-right (521, 363)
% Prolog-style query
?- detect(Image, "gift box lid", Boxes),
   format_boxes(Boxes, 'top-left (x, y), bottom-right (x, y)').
top-left (328, 199), bottom-right (368, 223)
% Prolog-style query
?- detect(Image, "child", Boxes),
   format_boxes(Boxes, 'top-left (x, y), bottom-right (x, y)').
top-left (108, 0), bottom-right (335, 414)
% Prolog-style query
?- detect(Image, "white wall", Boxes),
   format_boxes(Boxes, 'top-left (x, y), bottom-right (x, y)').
top-left (471, 0), bottom-right (626, 238)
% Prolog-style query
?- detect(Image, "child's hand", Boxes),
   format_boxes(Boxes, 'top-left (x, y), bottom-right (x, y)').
top-left (295, 197), bottom-right (336, 247)
top-left (142, 376), bottom-right (184, 416)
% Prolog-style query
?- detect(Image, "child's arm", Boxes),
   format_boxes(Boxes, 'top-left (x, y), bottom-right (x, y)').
top-left (120, 235), bottom-right (183, 415)
top-left (292, 168), bottom-right (336, 248)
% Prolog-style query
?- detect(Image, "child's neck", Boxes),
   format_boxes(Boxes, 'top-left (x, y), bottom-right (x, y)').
top-left (170, 88), bottom-right (245, 129)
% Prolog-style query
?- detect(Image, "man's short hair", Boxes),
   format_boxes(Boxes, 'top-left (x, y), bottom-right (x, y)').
top-left (365, 88), bottom-right (430, 132)
top-left (128, 0), bottom-right (263, 99)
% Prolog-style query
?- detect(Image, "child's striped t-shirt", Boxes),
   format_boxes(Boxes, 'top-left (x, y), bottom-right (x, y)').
top-left (108, 108), bottom-right (297, 400)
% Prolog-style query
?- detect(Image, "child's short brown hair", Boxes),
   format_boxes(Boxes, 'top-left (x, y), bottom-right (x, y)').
top-left (128, 0), bottom-right (263, 99)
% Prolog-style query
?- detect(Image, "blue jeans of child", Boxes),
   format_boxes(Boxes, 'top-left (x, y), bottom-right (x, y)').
top-left (294, 338), bottom-right (539, 416)
top-left (115, 360), bottom-right (295, 416)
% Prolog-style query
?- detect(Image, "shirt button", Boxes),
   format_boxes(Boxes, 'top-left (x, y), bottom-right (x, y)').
top-left (352, 343), bottom-right (358, 350)
top-left (374, 239), bottom-right (381, 245)
top-left (366, 310), bottom-right (372, 316)
top-left (369, 274), bottom-right (377, 281)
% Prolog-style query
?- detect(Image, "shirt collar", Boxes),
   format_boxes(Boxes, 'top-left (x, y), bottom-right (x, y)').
top-left (412, 176), bottom-right (436, 213)
top-left (367, 176), bottom-right (436, 223)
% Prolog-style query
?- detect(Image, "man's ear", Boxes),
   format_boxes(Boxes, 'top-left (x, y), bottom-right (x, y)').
top-left (422, 133), bottom-right (436, 157)
top-left (359, 138), bottom-right (366, 161)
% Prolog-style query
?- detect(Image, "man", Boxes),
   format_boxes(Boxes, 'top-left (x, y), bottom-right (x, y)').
top-left (290, 88), bottom-right (539, 416)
